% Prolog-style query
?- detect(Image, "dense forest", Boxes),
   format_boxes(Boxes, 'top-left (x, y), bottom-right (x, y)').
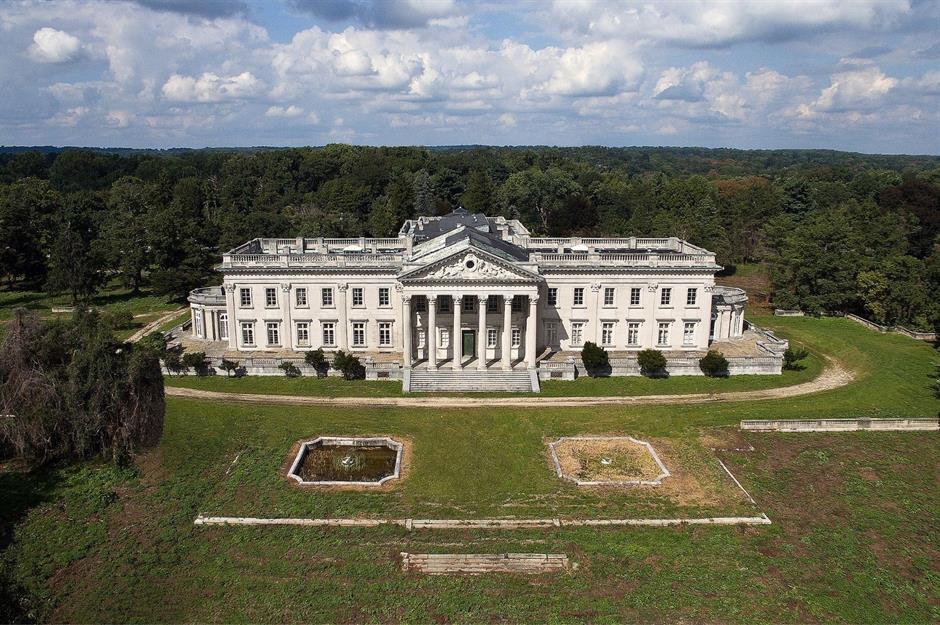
top-left (1, 145), bottom-right (938, 331)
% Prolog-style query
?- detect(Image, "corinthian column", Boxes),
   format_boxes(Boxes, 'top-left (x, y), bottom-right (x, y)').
top-left (452, 295), bottom-right (463, 370)
top-left (501, 295), bottom-right (512, 370)
top-left (525, 294), bottom-right (539, 370)
top-left (477, 294), bottom-right (487, 370)
top-left (402, 295), bottom-right (412, 368)
top-left (428, 296), bottom-right (437, 370)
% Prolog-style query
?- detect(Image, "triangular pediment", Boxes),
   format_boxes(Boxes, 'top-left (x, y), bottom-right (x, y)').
top-left (399, 247), bottom-right (541, 284)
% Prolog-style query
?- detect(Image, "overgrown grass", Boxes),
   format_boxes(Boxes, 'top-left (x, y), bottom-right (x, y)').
top-left (1, 316), bottom-right (938, 622)
top-left (0, 282), bottom-right (179, 325)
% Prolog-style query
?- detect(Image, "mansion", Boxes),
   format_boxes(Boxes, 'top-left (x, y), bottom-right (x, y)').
top-left (186, 209), bottom-right (780, 390)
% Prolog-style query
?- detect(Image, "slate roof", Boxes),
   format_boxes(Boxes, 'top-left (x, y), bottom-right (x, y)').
top-left (412, 207), bottom-right (493, 242)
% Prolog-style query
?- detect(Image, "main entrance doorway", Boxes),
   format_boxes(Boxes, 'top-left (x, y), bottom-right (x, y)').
top-left (461, 330), bottom-right (476, 359)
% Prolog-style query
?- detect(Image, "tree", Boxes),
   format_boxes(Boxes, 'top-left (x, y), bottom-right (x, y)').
top-left (636, 349), bottom-right (667, 377)
top-left (102, 177), bottom-right (153, 293)
top-left (699, 350), bottom-right (729, 377)
top-left (413, 169), bottom-right (433, 215)
top-left (181, 351), bottom-right (208, 375)
top-left (460, 169), bottom-right (495, 213)
top-left (331, 349), bottom-right (364, 380)
top-left (0, 178), bottom-right (59, 286)
top-left (278, 361), bottom-right (301, 377)
top-left (856, 255), bottom-right (928, 326)
top-left (783, 346), bottom-right (809, 371)
top-left (0, 308), bottom-right (164, 465)
top-left (163, 350), bottom-right (184, 376)
top-left (46, 192), bottom-right (106, 305)
top-left (304, 348), bottom-right (328, 378)
top-left (580, 341), bottom-right (609, 377)
top-left (137, 331), bottom-right (167, 357)
top-left (219, 358), bottom-right (239, 378)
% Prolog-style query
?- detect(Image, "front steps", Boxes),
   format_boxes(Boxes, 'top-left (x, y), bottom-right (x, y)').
top-left (406, 368), bottom-right (538, 393)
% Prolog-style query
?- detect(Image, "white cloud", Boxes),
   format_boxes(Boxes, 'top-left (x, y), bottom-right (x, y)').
top-left (813, 66), bottom-right (897, 112)
top-left (162, 71), bottom-right (263, 102)
top-left (265, 105), bottom-right (304, 117)
top-left (498, 113), bottom-right (516, 127)
top-left (540, 41), bottom-right (643, 97)
top-left (28, 27), bottom-right (81, 63)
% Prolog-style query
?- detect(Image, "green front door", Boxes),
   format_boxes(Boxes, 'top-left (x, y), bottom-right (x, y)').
top-left (462, 330), bottom-right (476, 358)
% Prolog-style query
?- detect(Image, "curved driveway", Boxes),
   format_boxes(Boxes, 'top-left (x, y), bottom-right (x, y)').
top-left (165, 359), bottom-right (854, 408)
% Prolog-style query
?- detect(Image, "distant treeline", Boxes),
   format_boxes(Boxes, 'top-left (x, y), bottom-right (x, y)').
top-left (0, 145), bottom-right (938, 330)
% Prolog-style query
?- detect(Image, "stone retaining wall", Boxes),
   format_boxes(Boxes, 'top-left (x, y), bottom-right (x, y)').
top-left (401, 553), bottom-right (570, 574)
top-left (741, 418), bottom-right (939, 432)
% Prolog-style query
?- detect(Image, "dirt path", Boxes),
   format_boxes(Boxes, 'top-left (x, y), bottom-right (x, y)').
top-left (164, 358), bottom-right (855, 408)
top-left (128, 307), bottom-right (186, 343)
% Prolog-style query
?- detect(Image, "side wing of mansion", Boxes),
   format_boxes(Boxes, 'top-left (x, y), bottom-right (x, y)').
top-left (186, 209), bottom-right (786, 383)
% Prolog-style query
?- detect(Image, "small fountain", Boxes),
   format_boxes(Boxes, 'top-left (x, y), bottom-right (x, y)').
top-left (287, 437), bottom-right (403, 486)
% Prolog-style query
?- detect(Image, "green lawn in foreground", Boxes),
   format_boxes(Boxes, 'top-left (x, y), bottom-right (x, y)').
top-left (1, 316), bottom-right (938, 623)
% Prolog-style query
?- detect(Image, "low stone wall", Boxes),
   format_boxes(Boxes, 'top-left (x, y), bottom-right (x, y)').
top-left (161, 355), bottom-right (403, 380)
top-left (400, 553), bottom-right (571, 575)
top-left (773, 309), bottom-right (804, 316)
top-left (741, 418), bottom-right (939, 432)
top-left (550, 353), bottom-right (784, 378)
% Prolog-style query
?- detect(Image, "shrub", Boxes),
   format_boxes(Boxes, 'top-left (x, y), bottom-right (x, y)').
top-left (580, 341), bottom-right (609, 376)
top-left (181, 351), bottom-right (208, 375)
top-left (0, 308), bottom-right (164, 465)
top-left (332, 350), bottom-right (364, 380)
top-left (219, 358), bottom-right (239, 378)
top-left (636, 348), bottom-right (667, 377)
top-left (101, 309), bottom-right (135, 331)
top-left (279, 361), bottom-right (301, 377)
top-left (163, 350), bottom-right (184, 376)
top-left (783, 346), bottom-right (809, 370)
top-left (137, 331), bottom-right (167, 357)
top-left (304, 348), bottom-right (328, 378)
top-left (699, 350), bottom-right (730, 377)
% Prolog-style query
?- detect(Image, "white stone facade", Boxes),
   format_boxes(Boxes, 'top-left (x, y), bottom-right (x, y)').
top-left (188, 209), bottom-right (748, 370)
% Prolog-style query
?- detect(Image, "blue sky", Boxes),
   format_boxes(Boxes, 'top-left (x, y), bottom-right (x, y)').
top-left (1, 0), bottom-right (938, 153)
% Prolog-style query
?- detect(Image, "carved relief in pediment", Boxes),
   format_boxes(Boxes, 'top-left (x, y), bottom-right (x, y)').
top-left (421, 253), bottom-right (525, 281)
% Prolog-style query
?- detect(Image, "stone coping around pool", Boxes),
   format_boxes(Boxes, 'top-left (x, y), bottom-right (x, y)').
top-left (286, 435), bottom-right (405, 488)
top-left (548, 436), bottom-right (672, 486)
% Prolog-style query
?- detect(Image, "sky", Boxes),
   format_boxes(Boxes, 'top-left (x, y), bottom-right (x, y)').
top-left (0, 0), bottom-right (938, 153)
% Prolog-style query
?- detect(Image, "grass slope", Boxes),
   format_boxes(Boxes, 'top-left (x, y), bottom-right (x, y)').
top-left (1, 316), bottom-right (938, 623)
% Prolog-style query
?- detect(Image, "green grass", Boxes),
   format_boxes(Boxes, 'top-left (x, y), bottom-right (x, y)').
top-left (1, 316), bottom-right (938, 623)
top-left (0, 282), bottom-right (179, 324)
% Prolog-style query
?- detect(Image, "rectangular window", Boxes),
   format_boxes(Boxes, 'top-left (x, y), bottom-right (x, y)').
top-left (657, 322), bottom-right (671, 346)
top-left (440, 327), bottom-right (450, 348)
top-left (218, 313), bottom-right (228, 340)
top-left (322, 322), bottom-right (335, 347)
top-left (295, 287), bottom-right (307, 307)
top-left (487, 295), bottom-right (498, 313)
top-left (321, 287), bottom-right (333, 307)
top-left (573, 287), bottom-right (585, 306)
top-left (352, 322), bottom-right (365, 347)
top-left (511, 296), bottom-right (522, 312)
top-left (439, 296), bottom-right (451, 313)
top-left (487, 328), bottom-right (498, 347)
top-left (545, 321), bottom-right (557, 345)
top-left (415, 296), bottom-right (427, 313)
top-left (547, 288), bottom-right (558, 306)
top-left (603, 287), bottom-right (615, 306)
top-left (686, 288), bottom-right (697, 306)
top-left (240, 321), bottom-right (254, 346)
top-left (378, 287), bottom-right (390, 307)
top-left (352, 287), bottom-right (363, 307)
top-left (296, 322), bottom-right (310, 347)
top-left (630, 287), bottom-right (641, 306)
top-left (511, 327), bottom-right (521, 347)
top-left (660, 287), bottom-right (672, 306)
top-left (602, 321), bottom-right (615, 346)
top-left (266, 322), bottom-right (280, 346)
top-left (378, 322), bottom-right (392, 346)
top-left (463, 296), bottom-right (475, 312)
top-left (627, 321), bottom-right (640, 346)
top-left (265, 287), bottom-right (277, 308)
top-left (683, 322), bottom-right (696, 346)
top-left (193, 310), bottom-right (203, 337)
top-left (239, 287), bottom-right (252, 307)
top-left (571, 322), bottom-right (584, 346)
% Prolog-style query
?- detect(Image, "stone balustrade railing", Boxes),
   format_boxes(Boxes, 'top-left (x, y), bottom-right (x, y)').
top-left (222, 253), bottom-right (405, 269)
top-left (531, 251), bottom-right (716, 267)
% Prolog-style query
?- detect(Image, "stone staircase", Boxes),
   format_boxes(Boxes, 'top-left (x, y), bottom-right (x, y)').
top-left (406, 369), bottom-right (538, 393)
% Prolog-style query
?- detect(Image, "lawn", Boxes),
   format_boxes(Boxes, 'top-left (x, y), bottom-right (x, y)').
top-left (1, 317), bottom-right (938, 623)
